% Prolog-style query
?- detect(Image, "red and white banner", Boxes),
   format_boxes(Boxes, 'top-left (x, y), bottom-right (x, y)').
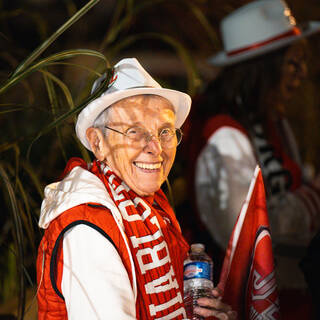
top-left (218, 166), bottom-right (280, 319)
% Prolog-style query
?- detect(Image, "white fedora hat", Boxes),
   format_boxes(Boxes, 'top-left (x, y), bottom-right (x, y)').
top-left (76, 58), bottom-right (192, 151)
top-left (209, 0), bottom-right (320, 66)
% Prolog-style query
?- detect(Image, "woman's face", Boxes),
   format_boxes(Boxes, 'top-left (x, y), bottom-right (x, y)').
top-left (279, 41), bottom-right (308, 102)
top-left (100, 95), bottom-right (177, 196)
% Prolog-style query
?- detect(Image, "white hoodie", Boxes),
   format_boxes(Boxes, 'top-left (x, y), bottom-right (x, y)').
top-left (38, 166), bottom-right (137, 320)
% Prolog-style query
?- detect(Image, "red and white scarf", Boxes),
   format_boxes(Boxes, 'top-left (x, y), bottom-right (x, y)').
top-left (63, 158), bottom-right (189, 319)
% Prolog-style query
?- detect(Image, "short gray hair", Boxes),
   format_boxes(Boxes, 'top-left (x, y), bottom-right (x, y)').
top-left (93, 107), bottom-right (112, 136)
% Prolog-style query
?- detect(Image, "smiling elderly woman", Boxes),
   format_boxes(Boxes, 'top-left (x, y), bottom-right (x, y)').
top-left (36, 58), bottom-right (236, 320)
top-left (88, 94), bottom-right (179, 196)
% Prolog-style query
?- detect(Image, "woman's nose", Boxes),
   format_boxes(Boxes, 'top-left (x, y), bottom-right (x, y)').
top-left (143, 135), bottom-right (162, 154)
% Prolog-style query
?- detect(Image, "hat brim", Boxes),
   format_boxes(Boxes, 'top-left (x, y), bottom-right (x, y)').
top-left (208, 21), bottom-right (320, 66)
top-left (76, 87), bottom-right (191, 151)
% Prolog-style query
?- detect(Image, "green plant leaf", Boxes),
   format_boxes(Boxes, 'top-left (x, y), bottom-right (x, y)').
top-left (0, 163), bottom-right (25, 320)
top-left (0, 106), bottom-right (26, 114)
top-left (10, 0), bottom-right (101, 77)
top-left (108, 32), bottom-right (200, 95)
top-left (21, 161), bottom-right (44, 199)
top-left (187, 2), bottom-right (220, 50)
top-left (73, 133), bottom-right (92, 163)
top-left (7, 164), bottom-right (36, 255)
top-left (41, 69), bottom-right (74, 109)
top-left (26, 67), bottom-right (114, 158)
top-left (46, 61), bottom-right (103, 77)
top-left (0, 49), bottom-right (107, 95)
top-left (100, 0), bottom-right (167, 50)
top-left (0, 141), bottom-right (24, 153)
top-left (42, 71), bottom-right (68, 162)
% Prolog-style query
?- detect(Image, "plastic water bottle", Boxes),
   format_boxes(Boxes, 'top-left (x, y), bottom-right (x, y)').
top-left (183, 243), bottom-right (214, 320)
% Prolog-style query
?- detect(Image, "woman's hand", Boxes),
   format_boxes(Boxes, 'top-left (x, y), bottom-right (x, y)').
top-left (194, 288), bottom-right (237, 319)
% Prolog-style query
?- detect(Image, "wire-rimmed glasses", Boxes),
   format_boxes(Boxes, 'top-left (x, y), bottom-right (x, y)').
top-left (104, 125), bottom-right (183, 149)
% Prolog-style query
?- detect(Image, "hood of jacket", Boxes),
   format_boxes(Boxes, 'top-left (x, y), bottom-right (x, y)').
top-left (39, 166), bottom-right (123, 229)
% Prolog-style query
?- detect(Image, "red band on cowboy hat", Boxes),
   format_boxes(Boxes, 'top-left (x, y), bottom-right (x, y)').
top-left (227, 26), bottom-right (301, 56)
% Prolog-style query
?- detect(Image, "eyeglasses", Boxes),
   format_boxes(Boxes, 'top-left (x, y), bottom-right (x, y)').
top-left (104, 125), bottom-right (183, 148)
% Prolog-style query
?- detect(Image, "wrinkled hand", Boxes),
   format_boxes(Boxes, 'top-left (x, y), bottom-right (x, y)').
top-left (194, 288), bottom-right (237, 319)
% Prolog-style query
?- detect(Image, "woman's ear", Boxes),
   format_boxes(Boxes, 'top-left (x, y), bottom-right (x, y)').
top-left (86, 127), bottom-right (107, 161)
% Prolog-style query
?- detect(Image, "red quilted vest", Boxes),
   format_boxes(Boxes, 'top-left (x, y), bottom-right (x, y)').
top-left (36, 203), bottom-right (133, 320)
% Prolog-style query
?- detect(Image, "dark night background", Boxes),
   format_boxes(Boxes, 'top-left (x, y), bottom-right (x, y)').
top-left (0, 0), bottom-right (320, 318)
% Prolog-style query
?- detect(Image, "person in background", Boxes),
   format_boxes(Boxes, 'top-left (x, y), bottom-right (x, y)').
top-left (36, 58), bottom-right (236, 319)
top-left (188, 0), bottom-right (320, 318)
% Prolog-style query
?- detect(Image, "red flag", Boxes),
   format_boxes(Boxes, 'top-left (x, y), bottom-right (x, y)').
top-left (218, 166), bottom-right (280, 319)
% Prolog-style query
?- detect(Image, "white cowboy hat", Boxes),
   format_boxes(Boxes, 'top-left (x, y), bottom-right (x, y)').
top-left (76, 58), bottom-right (192, 151)
top-left (209, 0), bottom-right (320, 66)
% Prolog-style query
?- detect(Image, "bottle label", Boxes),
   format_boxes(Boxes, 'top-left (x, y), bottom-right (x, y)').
top-left (183, 261), bottom-right (211, 280)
